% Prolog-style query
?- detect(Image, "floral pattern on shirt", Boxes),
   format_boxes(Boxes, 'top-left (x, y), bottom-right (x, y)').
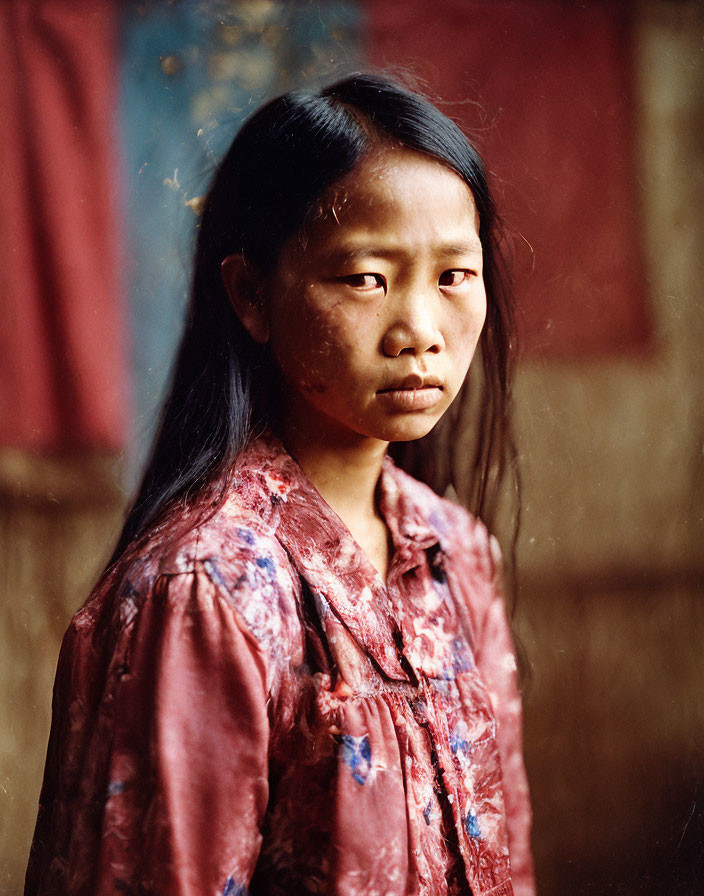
top-left (25, 433), bottom-right (534, 896)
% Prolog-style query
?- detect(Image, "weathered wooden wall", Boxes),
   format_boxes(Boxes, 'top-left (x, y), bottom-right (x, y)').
top-left (0, 2), bottom-right (702, 894)
top-left (513, 3), bottom-right (704, 891)
top-left (0, 455), bottom-right (124, 893)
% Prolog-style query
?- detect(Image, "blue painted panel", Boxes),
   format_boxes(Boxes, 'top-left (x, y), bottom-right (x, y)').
top-left (119, 0), bottom-right (362, 479)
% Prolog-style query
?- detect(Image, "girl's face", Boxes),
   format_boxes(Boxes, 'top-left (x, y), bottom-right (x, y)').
top-left (262, 148), bottom-right (487, 448)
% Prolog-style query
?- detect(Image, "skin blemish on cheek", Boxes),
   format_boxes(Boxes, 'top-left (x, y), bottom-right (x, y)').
top-left (303, 382), bottom-right (328, 394)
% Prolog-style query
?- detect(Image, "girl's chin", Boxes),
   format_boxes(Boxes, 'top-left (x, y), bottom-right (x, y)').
top-left (370, 416), bottom-right (442, 444)
top-left (283, 400), bottom-right (444, 447)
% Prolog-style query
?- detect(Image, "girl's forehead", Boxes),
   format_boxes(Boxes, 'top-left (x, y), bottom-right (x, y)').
top-left (310, 148), bottom-right (480, 235)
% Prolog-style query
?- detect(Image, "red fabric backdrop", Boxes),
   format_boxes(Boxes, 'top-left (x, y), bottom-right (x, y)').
top-left (0, 0), bottom-right (651, 453)
top-left (0, 0), bottom-right (127, 453)
top-left (364, 0), bottom-right (651, 357)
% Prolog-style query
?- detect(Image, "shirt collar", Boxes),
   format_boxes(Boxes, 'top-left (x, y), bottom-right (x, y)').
top-left (378, 454), bottom-right (442, 557)
top-left (230, 432), bottom-right (443, 681)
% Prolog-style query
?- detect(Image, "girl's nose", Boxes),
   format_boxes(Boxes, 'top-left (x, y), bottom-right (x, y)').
top-left (382, 296), bottom-right (445, 358)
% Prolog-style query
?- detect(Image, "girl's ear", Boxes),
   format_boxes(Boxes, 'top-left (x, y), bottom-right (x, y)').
top-left (221, 253), bottom-right (270, 344)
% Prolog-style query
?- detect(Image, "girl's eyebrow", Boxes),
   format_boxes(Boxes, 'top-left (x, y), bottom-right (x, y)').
top-left (436, 240), bottom-right (483, 257)
top-left (329, 239), bottom-right (483, 263)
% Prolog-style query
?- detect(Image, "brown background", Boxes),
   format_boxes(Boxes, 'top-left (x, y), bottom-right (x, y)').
top-left (1, 1), bottom-right (703, 893)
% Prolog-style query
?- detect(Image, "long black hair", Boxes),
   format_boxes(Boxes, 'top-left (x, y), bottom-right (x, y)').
top-left (108, 73), bottom-right (519, 572)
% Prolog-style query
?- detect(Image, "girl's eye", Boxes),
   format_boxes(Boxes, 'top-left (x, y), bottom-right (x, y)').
top-left (438, 269), bottom-right (475, 287)
top-left (341, 273), bottom-right (386, 291)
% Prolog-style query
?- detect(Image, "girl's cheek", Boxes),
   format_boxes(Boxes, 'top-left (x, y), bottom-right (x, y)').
top-left (448, 309), bottom-right (482, 346)
top-left (458, 293), bottom-right (487, 338)
top-left (275, 323), bottom-right (349, 393)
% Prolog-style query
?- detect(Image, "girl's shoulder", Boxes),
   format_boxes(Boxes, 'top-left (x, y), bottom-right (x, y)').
top-left (71, 488), bottom-right (303, 673)
top-left (150, 495), bottom-right (298, 595)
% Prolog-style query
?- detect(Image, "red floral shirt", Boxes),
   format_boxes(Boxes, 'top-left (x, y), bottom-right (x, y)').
top-left (26, 434), bottom-right (534, 896)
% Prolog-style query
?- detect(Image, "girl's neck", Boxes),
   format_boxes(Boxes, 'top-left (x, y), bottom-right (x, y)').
top-left (275, 412), bottom-right (391, 580)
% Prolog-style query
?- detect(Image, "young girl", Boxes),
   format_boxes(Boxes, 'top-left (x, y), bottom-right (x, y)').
top-left (26, 74), bottom-right (534, 896)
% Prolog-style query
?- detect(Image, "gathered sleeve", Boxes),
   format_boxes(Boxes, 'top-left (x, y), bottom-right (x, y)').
top-left (26, 565), bottom-right (271, 896)
top-left (473, 535), bottom-right (536, 896)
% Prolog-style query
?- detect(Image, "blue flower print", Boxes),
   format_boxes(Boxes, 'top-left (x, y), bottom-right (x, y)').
top-left (451, 636), bottom-right (474, 675)
top-left (340, 733), bottom-right (372, 785)
top-left (235, 527), bottom-right (255, 545)
top-left (255, 555), bottom-right (276, 576)
top-left (222, 875), bottom-right (248, 896)
top-left (106, 780), bottom-right (126, 796)
top-left (428, 510), bottom-right (447, 534)
top-left (203, 557), bottom-right (226, 588)
top-left (450, 724), bottom-right (471, 758)
top-left (465, 809), bottom-right (482, 840)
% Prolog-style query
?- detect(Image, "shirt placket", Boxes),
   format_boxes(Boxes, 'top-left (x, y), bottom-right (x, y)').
top-left (389, 547), bottom-right (514, 896)
top-left (385, 546), bottom-right (478, 895)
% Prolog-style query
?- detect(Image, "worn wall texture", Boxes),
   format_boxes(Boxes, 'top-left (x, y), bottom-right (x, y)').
top-left (514, 2), bottom-right (704, 892)
top-left (1, 2), bottom-right (702, 894)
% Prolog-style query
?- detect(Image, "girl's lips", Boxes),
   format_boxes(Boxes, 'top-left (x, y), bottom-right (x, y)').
top-left (376, 386), bottom-right (444, 411)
